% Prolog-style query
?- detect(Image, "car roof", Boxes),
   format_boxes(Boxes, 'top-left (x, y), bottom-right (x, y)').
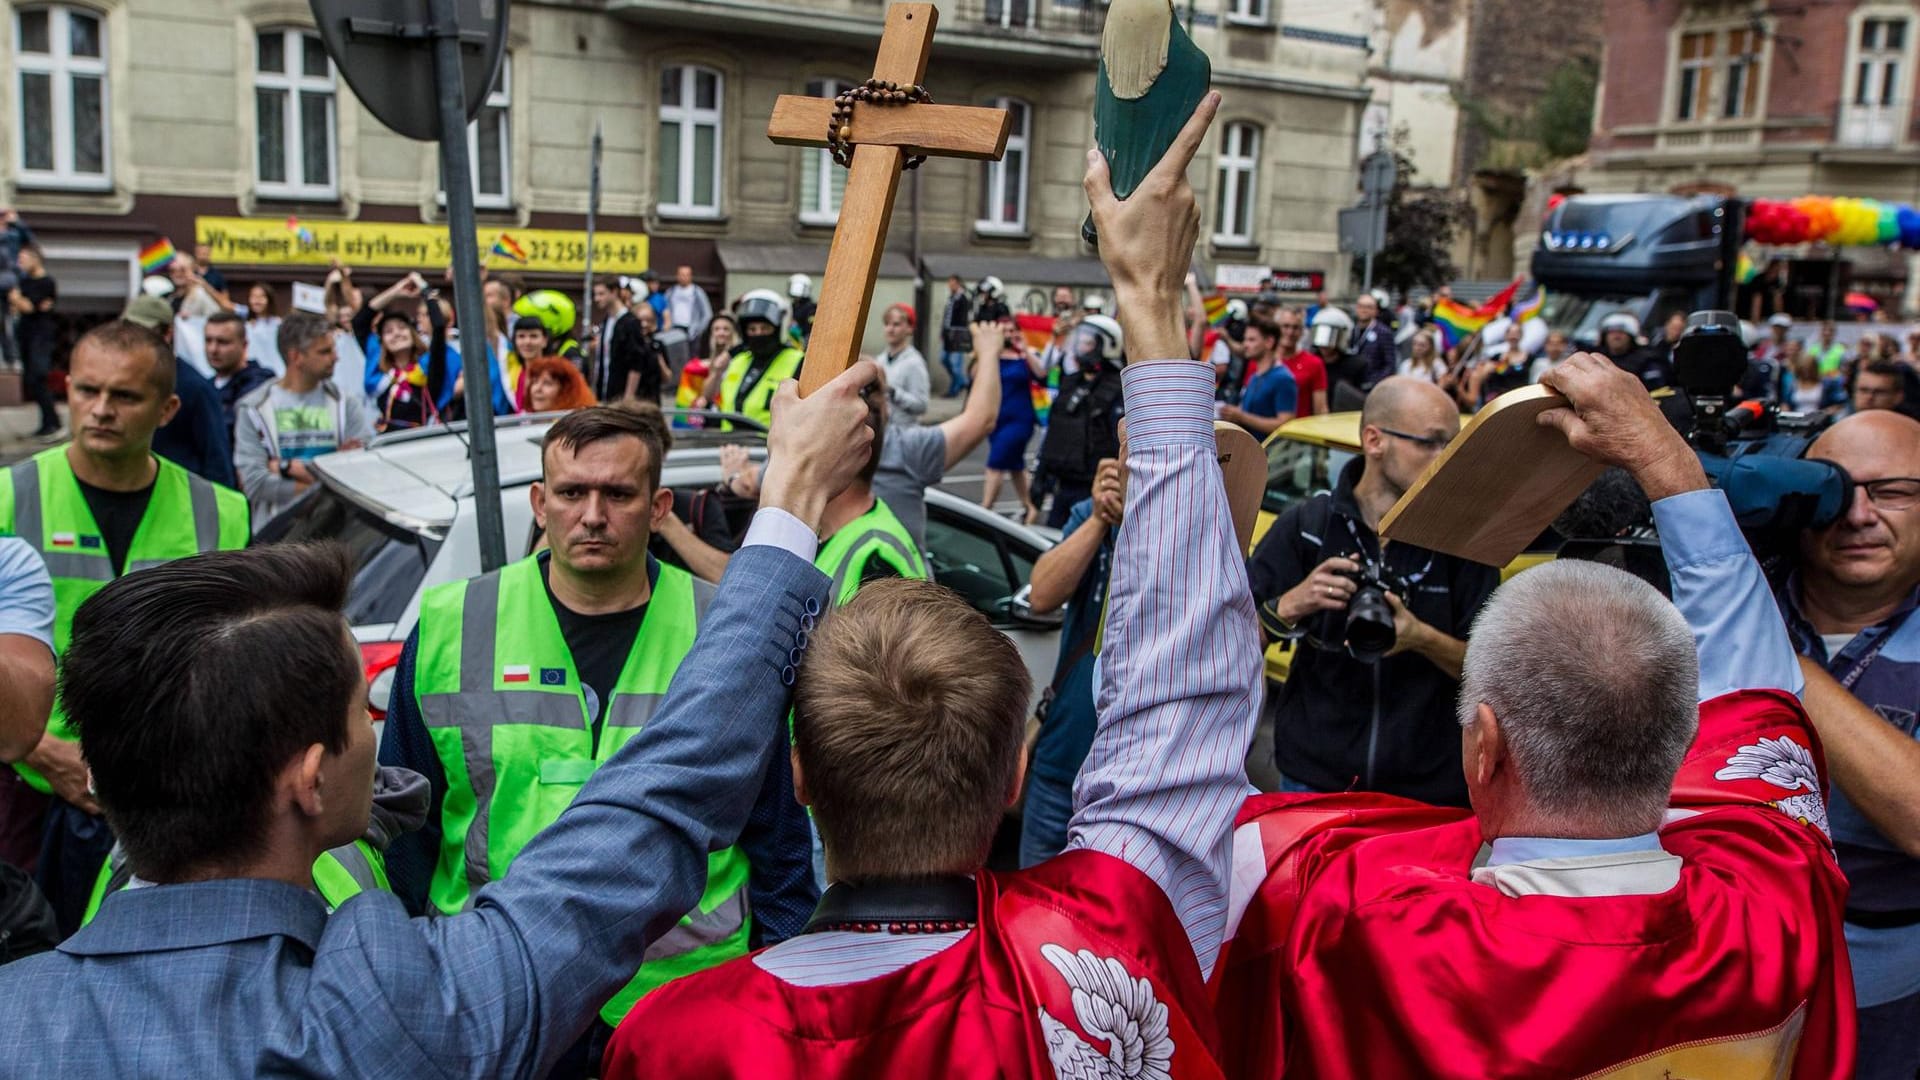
top-left (309, 410), bottom-right (767, 531)
top-left (1269, 411), bottom-right (1361, 450)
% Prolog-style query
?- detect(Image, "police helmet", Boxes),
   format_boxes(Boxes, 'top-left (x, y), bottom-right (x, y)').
top-left (513, 290), bottom-right (577, 341)
top-left (787, 273), bottom-right (813, 300)
top-left (1225, 299), bottom-right (1249, 322)
top-left (977, 275), bottom-right (1006, 301)
top-left (1071, 314), bottom-right (1125, 367)
top-left (735, 288), bottom-right (789, 333)
top-left (1598, 311), bottom-right (1641, 339)
top-left (1310, 306), bottom-right (1354, 352)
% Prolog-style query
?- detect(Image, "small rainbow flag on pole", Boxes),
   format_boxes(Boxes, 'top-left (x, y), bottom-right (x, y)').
top-left (1735, 252), bottom-right (1760, 284)
top-left (1510, 286), bottom-right (1545, 324)
top-left (1202, 294), bottom-right (1229, 327)
top-left (1429, 277), bottom-right (1525, 349)
top-left (138, 238), bottom-right (176, 274)
top-left (490, 233), bottom-right (529, 264)
top-left (286, 216), bottom-right (316, 245)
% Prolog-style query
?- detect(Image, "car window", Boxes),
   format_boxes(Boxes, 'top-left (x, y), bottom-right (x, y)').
top-left (1264, 437), bottom-right (1331, 515)
top-left (924, 509), bottom-right (1038, 626)
top-left (254, 488), bottom-right (441, 626)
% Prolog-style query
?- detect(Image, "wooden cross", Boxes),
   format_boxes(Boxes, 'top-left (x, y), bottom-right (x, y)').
top-left (767, 3), bottom-right (1011, 395)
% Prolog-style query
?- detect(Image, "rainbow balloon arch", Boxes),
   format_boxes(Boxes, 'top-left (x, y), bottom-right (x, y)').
top-left (1746, 195), bottom-right (1920, 249)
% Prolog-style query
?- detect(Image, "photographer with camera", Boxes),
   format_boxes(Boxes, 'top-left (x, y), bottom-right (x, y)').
top-left (1246, 376), bottom-right (1499, 805)
top-left (1772, 409), bottom-right (1920, 1077)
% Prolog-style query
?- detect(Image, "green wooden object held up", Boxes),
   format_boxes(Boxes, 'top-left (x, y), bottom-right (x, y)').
top-left (1084, 0), bottom-right (1213, 246)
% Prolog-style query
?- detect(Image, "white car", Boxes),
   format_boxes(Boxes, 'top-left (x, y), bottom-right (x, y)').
top-left (255, 410), bottom-right (1063, 717)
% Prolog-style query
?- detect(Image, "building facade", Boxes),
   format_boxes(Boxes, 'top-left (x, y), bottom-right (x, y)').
top-left (1575, 0), bottom-right (1920, 309)
top-left (2, 0), bottom-right (1373, 355)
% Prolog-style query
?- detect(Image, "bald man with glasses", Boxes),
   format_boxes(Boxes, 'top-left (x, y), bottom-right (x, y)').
top-left (1247, 376), bottom-right (1500, 805)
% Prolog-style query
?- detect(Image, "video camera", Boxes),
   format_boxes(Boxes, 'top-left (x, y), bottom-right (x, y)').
top-left (1669, 311), bottom-right (1851, 538)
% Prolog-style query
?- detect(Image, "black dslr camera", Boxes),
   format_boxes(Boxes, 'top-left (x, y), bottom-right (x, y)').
top-left (1337, 556), bottom-right (1410, 663)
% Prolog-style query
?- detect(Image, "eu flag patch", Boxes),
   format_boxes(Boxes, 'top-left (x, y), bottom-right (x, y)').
top-left (79, 535), bottom-right (102, 549)
top-left (539, 667), bottom-right (567, 686)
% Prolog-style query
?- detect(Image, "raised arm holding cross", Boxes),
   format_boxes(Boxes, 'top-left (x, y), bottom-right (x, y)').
top-left (766, 3), bottom-right (1010, 395)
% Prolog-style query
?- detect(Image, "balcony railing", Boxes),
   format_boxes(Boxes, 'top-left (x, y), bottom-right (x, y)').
top-left (1838, 102), bottom-right (1904, 148)
top-left (946, 0), bottom-right (1104, 37)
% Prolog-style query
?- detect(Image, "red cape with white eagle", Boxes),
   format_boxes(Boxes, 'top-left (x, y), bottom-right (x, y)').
top-left (1212, 688), bottom-right (1855, 1079)
top-left (602, 848), bottom-right (1225, 1079)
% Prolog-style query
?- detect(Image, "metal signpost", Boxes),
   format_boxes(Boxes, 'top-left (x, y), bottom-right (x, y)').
top-left (309, 0), bottom-right (511, 571)
top-left (581, 119), bottom-right (602, 345)
top-left (1340, 145), bottom-right (1395, 294)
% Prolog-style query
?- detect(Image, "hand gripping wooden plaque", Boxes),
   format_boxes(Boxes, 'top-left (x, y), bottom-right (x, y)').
top-left (1378, 385), bottom-right (1604, 567)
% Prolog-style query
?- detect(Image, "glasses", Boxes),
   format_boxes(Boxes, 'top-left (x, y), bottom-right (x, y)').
top-left (1860, 477), bottom-right (1920, 511)
top-left (1377, 427), bottom-right (1451, 451)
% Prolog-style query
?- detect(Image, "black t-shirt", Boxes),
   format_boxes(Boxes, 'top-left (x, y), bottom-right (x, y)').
top-left (539, 555), bottom-right (650, 751)
top-left (15, 276), bottom-right (55, 349)
top-left (75, 476), bottom-right (155, 577)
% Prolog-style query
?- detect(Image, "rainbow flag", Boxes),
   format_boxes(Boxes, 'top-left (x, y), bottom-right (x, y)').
top-left (138, 238), bottom-right (175, 274)
top-left (1735, 252), bottom-right (1760, 284)
top-left (285, 216), bottom-right (316, 245)
top-left (1203, 294), bottom-right (1229, 327)
top-left (1429, 277), bottom-right (1526, 348)
top-left (490, 233), bottom-right (529, 264)
top-left (1510, 287), bottom-right (1545, 324)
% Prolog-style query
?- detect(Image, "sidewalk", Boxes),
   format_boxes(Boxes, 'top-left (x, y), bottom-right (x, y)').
top-left (0, 402), bottom-right (62, 466)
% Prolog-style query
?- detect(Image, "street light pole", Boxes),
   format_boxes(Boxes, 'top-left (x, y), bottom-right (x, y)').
top-left (429, 0), bottom-right (507, 572)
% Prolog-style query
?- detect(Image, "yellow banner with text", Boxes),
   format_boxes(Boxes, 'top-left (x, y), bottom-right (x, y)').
top-left (193, 217), bottom-right (648, 275)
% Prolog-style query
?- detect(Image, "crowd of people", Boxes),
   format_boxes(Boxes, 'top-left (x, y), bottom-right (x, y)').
top-left (0, 93), bottom-right (1911, 1079)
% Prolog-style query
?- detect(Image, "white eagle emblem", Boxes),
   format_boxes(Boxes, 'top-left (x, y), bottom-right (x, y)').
top-left (1037, 943), bottom-right (1175, 1080)
top-left (1715, 735), bottom-right (1832, 840)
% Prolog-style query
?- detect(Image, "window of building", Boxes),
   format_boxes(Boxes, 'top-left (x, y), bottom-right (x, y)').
top-left (658, 65), bottom-right (723, 218)
top-left (1841, 12), bottom-right (1911, 146)
top-left (1856, 17), bottom-right (1908, 107)
top-left (983, 0), bottom-right (1035, 29)
top-left (1721, 28), bottom-right (1759, 119)
top-left (1675, 31), bottom-right (1714, 122)
top-left (14, 5), bottom-right (110, 190)
top-left (438, 59), bottom-right (511, 208)
top-left (1214, 122), bottom-right (1260, 245)
top-left (255, 28), bottom-right (338, 200)
top-left (976, 97), bottom-right (1029, 234)
top-left (798, 78), bottom-right (851, 225)
top-left (1227, 0), bottom-right (1270, 26)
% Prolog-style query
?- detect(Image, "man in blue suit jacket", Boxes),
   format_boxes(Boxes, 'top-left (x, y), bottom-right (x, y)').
top-left (0, 361), bottom-right (881, 1079)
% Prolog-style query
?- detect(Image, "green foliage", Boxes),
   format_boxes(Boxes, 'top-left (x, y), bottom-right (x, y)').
top-left (1363, 134), bottom-right (1471, 295)
top-left (1534, 56), bottom-right (1597, 160)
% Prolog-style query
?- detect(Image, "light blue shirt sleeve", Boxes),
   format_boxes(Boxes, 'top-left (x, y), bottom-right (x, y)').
top-left (0, 538), bottom-right (54, 654)
top-left (1652, 488), bottom-right (1803, 701)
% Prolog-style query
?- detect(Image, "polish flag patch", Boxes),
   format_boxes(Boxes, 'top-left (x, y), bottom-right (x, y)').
top-left (49, 533), bottom-right (77, 548)
top-left (502, 664), bottom-right (531, 684)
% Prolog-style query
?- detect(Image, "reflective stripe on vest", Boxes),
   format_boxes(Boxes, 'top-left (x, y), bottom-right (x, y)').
top-left (2, 447), bottom-right (248, 792)
top-left (718, 346), bottom-right (803, 430)
top-left (413, 556), bottom-right (741, 1020)
top-left (815, 498), bottom-right (928, 606)
top-left (81, 838), bottom-right (390, 927)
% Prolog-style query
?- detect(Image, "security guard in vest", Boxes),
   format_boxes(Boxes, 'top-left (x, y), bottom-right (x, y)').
top-left (0, 319), bottom-right (249, 931)
top-left (814, 372), bottom-right (928, 605)
top-left (81, 764), bottom-right (429, 925)
top-left (378, 403), bottom-right (815, 1077)
top-left (715, 289), bottom-right (804, 430)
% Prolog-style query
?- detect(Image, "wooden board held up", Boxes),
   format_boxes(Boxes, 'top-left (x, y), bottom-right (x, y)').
top-left (1214, 421), bottom-right (1265, 554)
top-left (1379, 385), bottom-right (1605, 567)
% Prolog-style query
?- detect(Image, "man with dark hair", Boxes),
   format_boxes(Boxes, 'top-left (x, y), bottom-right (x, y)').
top-left (380, 402), bottom-right (816, 1075)
top-left (0, 319), bottom-right (249, 929)
top-left (0, 360), bottom-right (878, 1077)
top-left (1219, 315), bottom-right (1298, 436)
top-left (1852, 360), bottom-right (1907, 416)
top-left (590, 275), bottom-right (644, 403)
top-left (939, 273), bottom-right (972, 396)
top-left (202, 311), bottom-right (274, 446)
top-left (233, 312), bottom-right (375, 529)
top-left (9, 243), bottom-right (60, 439)
top-left (606, 94), bottom-right (1265, 1078)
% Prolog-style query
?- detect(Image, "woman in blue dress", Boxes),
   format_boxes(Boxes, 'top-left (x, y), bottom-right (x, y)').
top-left (980, 316), bottom-right (1047, 523)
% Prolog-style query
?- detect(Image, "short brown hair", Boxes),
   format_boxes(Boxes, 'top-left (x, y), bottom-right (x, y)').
top-left (78, 320), bottom-right (175, 398)
top-left (542, 403), bottom-right (667, 490)
top-left (1244, 315), bottom-right (1281, 342)
top-left (794, 579), bottom-right (1032, 881)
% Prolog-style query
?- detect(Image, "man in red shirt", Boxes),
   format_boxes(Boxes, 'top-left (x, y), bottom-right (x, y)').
top-left (1274, 305), bottom-right (1327, 415)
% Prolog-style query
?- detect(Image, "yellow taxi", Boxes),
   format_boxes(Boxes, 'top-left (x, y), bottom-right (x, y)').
top-left (1253, 412), bottom-right (1556, 683)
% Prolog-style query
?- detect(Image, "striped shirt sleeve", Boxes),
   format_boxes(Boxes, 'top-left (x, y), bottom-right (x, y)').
top-left (1067, 360), bottom-right (1264, 981)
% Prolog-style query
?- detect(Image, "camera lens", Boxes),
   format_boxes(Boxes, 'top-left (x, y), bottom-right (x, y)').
top-left (1345, 583), bottom-right (1397, 662)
